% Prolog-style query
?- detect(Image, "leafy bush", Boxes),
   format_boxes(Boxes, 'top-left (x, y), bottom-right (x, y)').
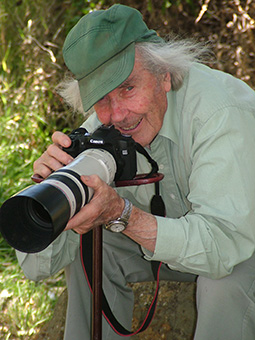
top-left (0, 1), bottom-right (96, 339)
top-left (0, 0), bottom-right (92, 205)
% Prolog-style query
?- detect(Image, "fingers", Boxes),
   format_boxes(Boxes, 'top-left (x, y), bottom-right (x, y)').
top-left (33, 131), bottom-right (73, 179)
top-left (80, 174), bottom-right (105, 191)
top-left (65, 175), bottom-right (124, 234)
top-left (51, 131), bottom-right (71, 147)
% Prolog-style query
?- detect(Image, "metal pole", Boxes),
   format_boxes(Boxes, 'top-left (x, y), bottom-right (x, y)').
top-left (92, 225), bottom-right (103, 340)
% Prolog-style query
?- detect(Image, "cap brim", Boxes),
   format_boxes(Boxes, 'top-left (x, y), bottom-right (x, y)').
top-left (79, 42), bottom-right (135, 112)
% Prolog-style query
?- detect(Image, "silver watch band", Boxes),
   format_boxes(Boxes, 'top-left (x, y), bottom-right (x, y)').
top-left (104, 198), bottom-right (133, 232)
top-left (120, 198), bottom-right (133, 223)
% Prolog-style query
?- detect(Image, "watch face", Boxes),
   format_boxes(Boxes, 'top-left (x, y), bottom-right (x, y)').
top-left (110, 223), bottom-right (126, 233)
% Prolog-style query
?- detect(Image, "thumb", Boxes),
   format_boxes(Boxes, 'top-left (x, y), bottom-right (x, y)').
top-left (80, 174), bottom-right (103, 189)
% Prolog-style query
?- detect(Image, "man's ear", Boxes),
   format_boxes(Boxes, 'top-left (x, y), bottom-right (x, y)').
top-left (163, 72), bottom-right (171, 92)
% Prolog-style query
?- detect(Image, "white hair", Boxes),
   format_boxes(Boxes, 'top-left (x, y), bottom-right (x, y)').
top-left (56, 76), bottom-right (85, 115)
top-left (56, 36), bottom-right (212, 115)
top-left (136, 37), bottom-right (212, 90)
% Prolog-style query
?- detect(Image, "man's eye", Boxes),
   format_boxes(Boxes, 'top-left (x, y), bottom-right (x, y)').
top-left (126, 86), bottom-right (134, 92)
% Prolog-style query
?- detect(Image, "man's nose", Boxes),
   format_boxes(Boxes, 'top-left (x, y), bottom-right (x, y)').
top-left (109, 97), bottom-right (128, 123)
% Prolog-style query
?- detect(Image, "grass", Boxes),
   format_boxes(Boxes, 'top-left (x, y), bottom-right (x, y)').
top-left (0, 82), bottom-right (68, 339)
top-left (0, 79), bottom-right (68, 339)
top-left (0, 1), bottom-right (86, 338)
top-left (0, 236), bottom-right (66, 340)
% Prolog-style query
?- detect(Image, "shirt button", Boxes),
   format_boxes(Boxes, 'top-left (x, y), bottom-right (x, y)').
top-left (159, 164), bottom-right (164, 170)
top-left (170, 194), bottom-right (176, 200)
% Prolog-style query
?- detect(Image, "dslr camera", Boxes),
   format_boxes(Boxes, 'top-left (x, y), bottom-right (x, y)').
top-left (0, 125), bottom-right (137, 253)
top-left (64, 124), bottom-right (136, 181)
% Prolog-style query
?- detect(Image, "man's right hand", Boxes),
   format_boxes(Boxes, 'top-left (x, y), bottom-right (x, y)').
top-left (33, 131), bottom-right (74, 179)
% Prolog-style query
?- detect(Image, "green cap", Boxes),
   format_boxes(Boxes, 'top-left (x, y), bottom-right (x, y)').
top-left (63, 4), bottom-right (162, 112)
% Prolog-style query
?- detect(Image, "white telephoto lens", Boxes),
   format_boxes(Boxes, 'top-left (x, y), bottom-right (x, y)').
top-left (47, 148), bottom-right (117, 219)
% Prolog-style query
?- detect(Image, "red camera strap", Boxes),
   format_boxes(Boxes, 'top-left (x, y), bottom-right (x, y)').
top-left (80, 231), bottom-right (162, 336)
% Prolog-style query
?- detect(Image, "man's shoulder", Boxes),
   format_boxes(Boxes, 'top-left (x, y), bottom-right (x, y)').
top-left (177, 63), bottom-right (255, 122)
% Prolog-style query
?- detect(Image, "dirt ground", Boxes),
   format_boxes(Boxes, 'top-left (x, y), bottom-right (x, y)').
top-left (131, 281), bottom-right (196, 340)
top-left (32, 281), bottom-right (196, 340)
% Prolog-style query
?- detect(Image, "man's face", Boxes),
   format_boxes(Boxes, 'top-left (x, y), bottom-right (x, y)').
top-left (94, 53), bottom-right (171, 147)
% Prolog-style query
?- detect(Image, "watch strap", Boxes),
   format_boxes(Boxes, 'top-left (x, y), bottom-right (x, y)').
top-left (104, 198), bottom-right (132, 232)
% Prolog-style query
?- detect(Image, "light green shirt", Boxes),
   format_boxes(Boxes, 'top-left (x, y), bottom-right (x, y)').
top-left (17, 63), bottom-right (255, 279)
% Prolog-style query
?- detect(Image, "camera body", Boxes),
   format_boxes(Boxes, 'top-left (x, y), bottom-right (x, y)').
top-left (64, 125), bottom-right (137, 181)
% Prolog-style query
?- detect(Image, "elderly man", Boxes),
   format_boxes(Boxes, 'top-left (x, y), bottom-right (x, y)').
top-left (17, 4), bottom-right (255, 340)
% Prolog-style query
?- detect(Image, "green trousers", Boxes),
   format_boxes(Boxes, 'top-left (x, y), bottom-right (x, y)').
top-left (64, 230), bottom-right (255, 340)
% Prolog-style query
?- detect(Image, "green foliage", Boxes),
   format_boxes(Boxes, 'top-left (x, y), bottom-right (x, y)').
top-left (0, 82), bottom-right (52, 202)
top-left (157, 0), bottom-right (197, 15)
top-left (0, 1), bottom-right (96, 339)
top-left (0, 235), bottom-right (65, 339)
top-left (0, 0), bottom-right (86, 205)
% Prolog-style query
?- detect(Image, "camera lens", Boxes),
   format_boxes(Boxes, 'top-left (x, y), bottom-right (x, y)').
top-left (27, 198), bottom-right (52, 229)
top-left (0, 148), bottom-right (117, 253)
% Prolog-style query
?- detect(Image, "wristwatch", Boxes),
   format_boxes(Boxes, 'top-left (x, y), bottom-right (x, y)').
top-left (104, 198), bottom-right (133, 233)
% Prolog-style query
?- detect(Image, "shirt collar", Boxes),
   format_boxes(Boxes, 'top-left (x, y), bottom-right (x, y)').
top-left (157, 90), bottom-right (179, 145)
